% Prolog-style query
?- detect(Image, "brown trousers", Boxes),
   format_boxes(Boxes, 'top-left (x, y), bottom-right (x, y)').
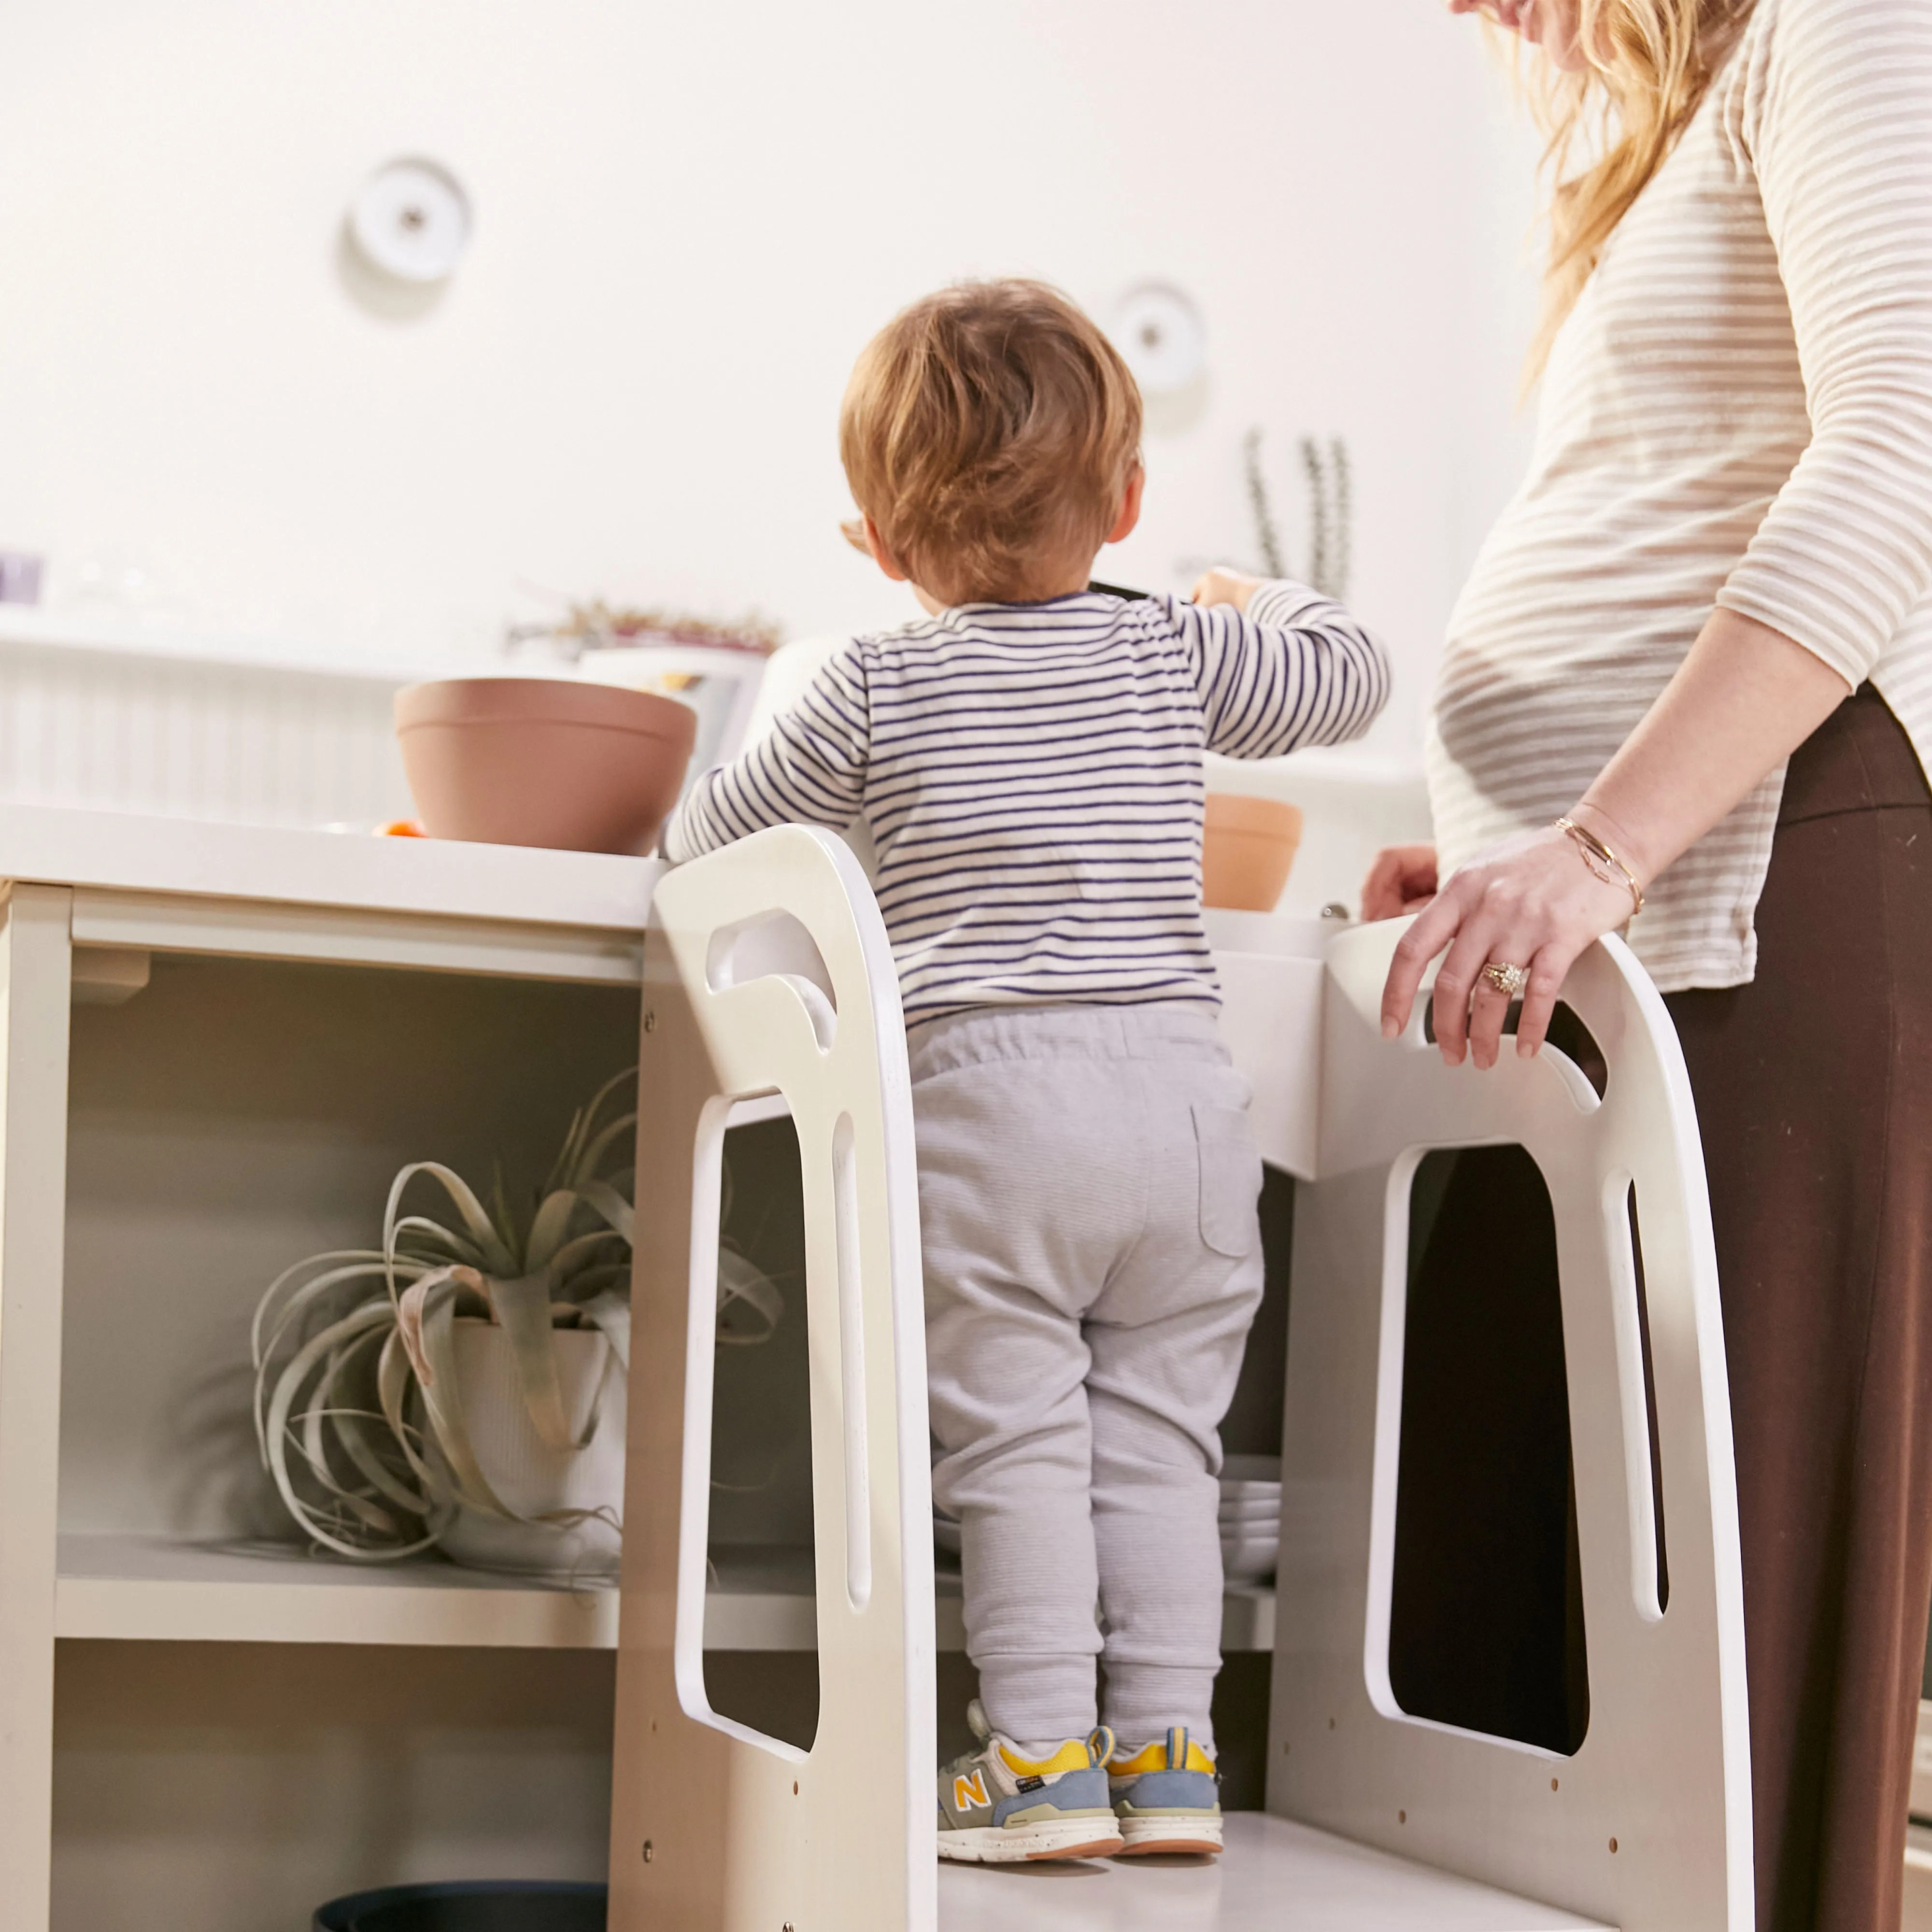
top-left (1667, 686), bottom-right (1932, 1932)
top-left (1386, 688), bottom-right (1932, 1931)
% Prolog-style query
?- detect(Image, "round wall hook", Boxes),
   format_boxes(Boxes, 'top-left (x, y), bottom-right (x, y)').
top-left (347, 157), bottom-right (472, 284)
top-left (1111, 282), bottom-right (1207, 398)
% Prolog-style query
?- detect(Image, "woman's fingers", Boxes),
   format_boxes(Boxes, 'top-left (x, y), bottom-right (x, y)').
top-left (1430, 913), bottom-right (1507, 1065)
top-left (1513, 941), bottom-right (1583, 1058)
top-left (1379, 888), bottom-right (1467, 1038)
top-left (1465, 961), bottom-right (1521, 1070)
top-left (1466, 939), bottom-right (1554, 1069)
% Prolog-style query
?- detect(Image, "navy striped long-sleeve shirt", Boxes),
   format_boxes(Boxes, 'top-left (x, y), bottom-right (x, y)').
top-left (663, 583), bottom-right (1389, 1023)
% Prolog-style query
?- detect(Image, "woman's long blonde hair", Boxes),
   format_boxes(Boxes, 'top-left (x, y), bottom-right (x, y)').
top-left (1521, 0), bottom-right (1756, 382)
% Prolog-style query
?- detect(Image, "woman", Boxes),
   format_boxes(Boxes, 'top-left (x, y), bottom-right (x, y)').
top-left (1372, 1), bottom-right (1932, 1925)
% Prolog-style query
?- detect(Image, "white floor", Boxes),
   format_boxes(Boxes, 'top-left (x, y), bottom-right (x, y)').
top-left (937, 1812), bottom-right (1608, 1931)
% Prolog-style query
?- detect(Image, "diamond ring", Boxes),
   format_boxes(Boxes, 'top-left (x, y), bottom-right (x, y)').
top-left (1480, 961), bottom-right (1529, 998)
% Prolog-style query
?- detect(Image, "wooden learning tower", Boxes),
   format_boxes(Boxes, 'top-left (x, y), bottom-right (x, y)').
top-left (612, 824), bottom-right (1750, 1932)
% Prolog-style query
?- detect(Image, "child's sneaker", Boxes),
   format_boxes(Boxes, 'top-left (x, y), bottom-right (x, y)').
top-left (936, 1700), bottom-right (1123, 1863)
top-left (1107, 1726), bottom-right (1223, 1855)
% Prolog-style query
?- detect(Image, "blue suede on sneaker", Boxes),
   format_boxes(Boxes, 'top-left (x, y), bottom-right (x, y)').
top-left (993, 1765), bottom-right (1111, 1826)
top-left (1114, 1766), bottom-right (1219, 1811)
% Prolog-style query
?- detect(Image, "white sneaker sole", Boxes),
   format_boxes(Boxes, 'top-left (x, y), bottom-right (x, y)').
top-left (1114, 1810), bottom-right (1224, 1857)
top-left (938, 1814), bottom-right (1125, 1863)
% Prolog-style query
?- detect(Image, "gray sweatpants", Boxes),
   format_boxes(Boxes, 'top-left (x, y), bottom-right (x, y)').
top-left (910, 1001), bottom-right (1266, 1755)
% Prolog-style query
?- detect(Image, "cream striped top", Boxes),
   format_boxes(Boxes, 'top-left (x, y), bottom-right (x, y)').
top-left (1429, 0), bottom-right (1932, 989)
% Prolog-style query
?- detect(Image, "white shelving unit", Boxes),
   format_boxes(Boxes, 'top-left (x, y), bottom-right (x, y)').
top-left (0, 808), bottom-right (666, 1932)
top-left (53, 1535), bottom-right (623, 1649)
top-left (50, 1540), bottom-right (1279, 1657)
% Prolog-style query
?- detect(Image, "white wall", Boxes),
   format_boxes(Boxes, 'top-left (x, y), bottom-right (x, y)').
top-left (0, 2), bottom-right (1542, 756)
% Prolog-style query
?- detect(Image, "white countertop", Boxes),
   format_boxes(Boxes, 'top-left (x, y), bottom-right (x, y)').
top-left (1204, 905), bottom-right (1345, 959)
top-left (0, 802), bottom-right (661, 932)
top-left (0, 805), bottom-right (1365, 950)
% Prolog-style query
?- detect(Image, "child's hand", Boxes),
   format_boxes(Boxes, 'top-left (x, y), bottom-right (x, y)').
top-left (1362, 844), bottom-right (1440, 921)
top-left (1191, 568), bottom-right (1264, 612)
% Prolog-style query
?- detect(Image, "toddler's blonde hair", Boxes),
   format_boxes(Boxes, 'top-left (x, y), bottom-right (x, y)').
top-left (839, 280), bottom-right (1142, 605)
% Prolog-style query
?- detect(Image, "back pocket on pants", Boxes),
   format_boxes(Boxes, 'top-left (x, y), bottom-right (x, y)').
top-left (1193, 1101), bottom-right (1262, 1259)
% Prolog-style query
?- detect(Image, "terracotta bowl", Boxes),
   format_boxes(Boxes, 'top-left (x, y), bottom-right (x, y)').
top-left (1202, 793), bottom-right (1305, 912)
top-left (395, 678), bottom-right (697, 855)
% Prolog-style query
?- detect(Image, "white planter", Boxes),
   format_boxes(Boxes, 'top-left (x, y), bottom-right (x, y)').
top-left (430, 1319), bottom-right (626, 1579)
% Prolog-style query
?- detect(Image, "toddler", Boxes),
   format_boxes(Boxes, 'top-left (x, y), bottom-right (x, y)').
top-left (662, 279), bottom-right (1388, 1861)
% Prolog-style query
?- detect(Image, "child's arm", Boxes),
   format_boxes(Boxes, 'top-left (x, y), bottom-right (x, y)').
top-left (660, 641), bottom-right (871, 861)
top-left (1173, 570), bottom-right (1390, 758)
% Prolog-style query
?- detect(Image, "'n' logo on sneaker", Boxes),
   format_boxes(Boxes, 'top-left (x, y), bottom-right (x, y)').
top-left (953, 1770), bottom-right (989, 1812)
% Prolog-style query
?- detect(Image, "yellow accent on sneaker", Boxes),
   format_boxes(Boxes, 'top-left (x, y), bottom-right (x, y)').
top-left (996, 1733), bottom-right (1106, 1778)
top-left (1108, 1735), bottom-right (1217, 1778)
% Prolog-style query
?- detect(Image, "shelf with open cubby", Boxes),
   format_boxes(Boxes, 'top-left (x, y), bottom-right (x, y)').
top-left (53, 1534), bottom-right (1279, 1653)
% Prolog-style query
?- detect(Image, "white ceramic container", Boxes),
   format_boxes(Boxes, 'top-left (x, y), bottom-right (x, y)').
top-left (1220, 1532), bottom-right (1280, 1584)
top-left (1218, 1496), bottom-right (1283, 1526)
top-left (431, 1319), bottom-right (626, 1579)
top-left (1220, 1454), bottom-right (1283, 1485)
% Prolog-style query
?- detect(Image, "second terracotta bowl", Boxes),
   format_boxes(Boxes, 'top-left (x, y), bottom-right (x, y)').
top-left (1203, 793), bottom-right (1305, 912)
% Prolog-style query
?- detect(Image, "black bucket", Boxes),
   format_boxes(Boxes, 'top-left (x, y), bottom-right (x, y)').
top-left (313, 1881), bottom-right (607, 1931)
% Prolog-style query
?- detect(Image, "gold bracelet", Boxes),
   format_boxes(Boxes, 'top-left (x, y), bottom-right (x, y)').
top-left (1554, 816), bottom-right (1646, 918)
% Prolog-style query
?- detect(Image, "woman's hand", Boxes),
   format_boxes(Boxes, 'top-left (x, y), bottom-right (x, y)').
top-left (1191, 568), bottom-right (1263, 612)
top-left (1379, 823), bottom-right (1637, 1068)
top-left (1378, 609), bottom-right (1851, 1071)
top-left (1362, 844), bottom-right (1440, 921)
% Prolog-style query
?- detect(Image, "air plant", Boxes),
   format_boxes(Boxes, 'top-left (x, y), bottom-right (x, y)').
top-left (251, 1070), bottom-right (781, 1563)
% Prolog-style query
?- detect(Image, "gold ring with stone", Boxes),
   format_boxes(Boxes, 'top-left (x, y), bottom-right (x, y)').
top-left (1481, 961), bottom-right (1529, 998)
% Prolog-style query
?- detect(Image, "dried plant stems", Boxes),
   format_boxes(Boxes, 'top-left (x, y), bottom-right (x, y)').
top-left (1325, 436), bottom-right (1352, 602)
top-left (1299, 437), bottom-right (1331, 599)
top-left (1244, 428), bottom-right (1287, 579)
top-left (1245, 428), bottom-right (1354, 600)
